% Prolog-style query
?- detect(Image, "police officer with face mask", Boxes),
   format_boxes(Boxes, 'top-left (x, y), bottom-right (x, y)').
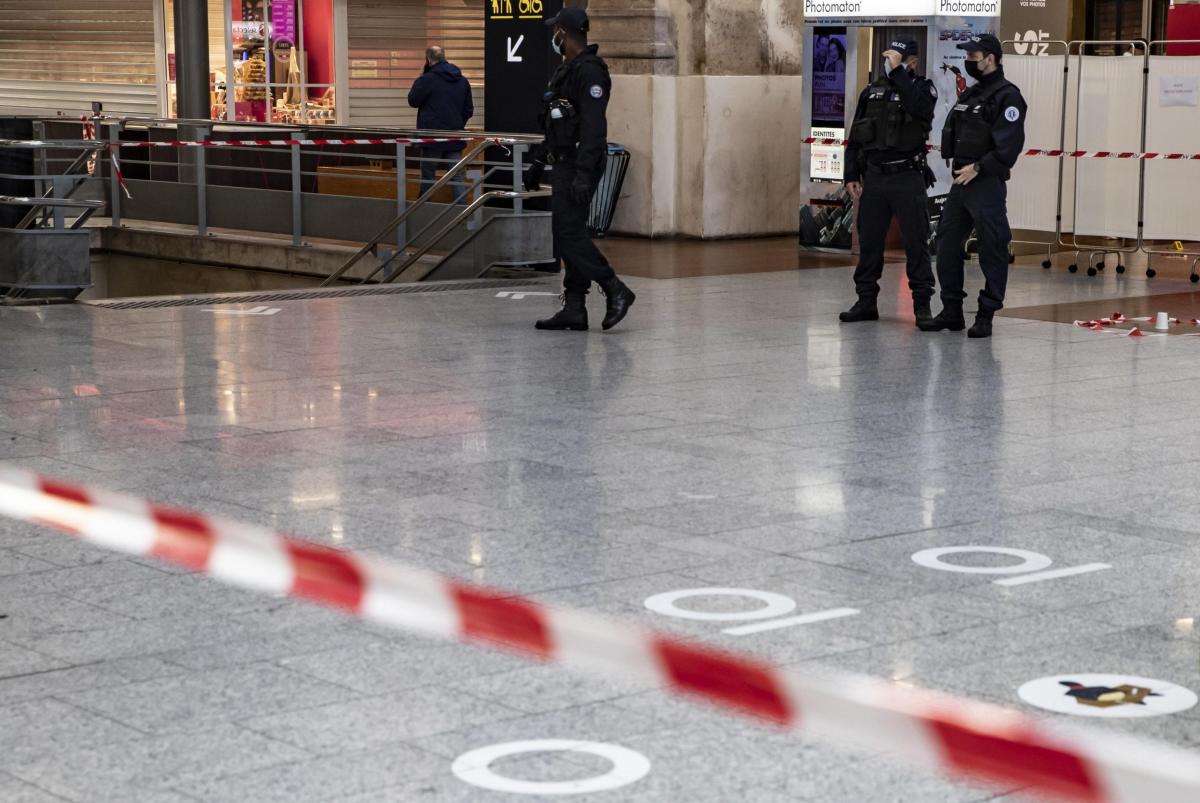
top-left (523, 7), bottom-right (635, 332)
top-left (920, 33), bottom-right (1026, 339)
top-left (840, 39), bottom-right (937, 328)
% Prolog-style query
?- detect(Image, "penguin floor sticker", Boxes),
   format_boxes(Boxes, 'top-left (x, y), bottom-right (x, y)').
top-left (1019, 674), bottom-right (1199, 718)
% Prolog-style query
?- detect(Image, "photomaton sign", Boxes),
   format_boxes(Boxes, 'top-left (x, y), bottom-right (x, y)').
top-left (803, 0), bottom-right (1001, 17)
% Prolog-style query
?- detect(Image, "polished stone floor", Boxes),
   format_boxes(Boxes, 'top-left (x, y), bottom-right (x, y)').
top-left (2, 255), bottom-right (1200, 802)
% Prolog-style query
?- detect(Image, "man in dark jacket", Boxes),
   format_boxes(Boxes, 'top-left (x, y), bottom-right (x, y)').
top-left (408, 46), bottom-right (474, 202)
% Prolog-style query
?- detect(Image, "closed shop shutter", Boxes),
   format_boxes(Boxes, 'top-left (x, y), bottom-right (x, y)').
top-left (346, 0), bottom-right (483, 128)
top-left (0, 0), bottom-right (160, 116)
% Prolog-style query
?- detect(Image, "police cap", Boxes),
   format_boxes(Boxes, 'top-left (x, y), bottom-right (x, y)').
top-left (546, 7), bottom-right (589, 34)
top-left (887, 39), bottom-right (920, 58)
top-left (958, 34), bottom-right (1003, 59)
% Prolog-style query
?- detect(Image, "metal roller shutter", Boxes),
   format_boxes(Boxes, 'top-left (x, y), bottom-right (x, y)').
top-left (0, 0), bottom-right (160, 116)
top-left (346, 0), bottom-right (483, 127)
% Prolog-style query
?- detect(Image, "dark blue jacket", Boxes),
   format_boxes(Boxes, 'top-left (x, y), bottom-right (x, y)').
top-left (408, 61), bottom-right (474, 152)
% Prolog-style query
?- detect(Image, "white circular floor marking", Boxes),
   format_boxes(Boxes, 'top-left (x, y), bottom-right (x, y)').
top-left (911, 546), bottom-right (1053, 575)
top-left (452, 740), bottom-right (651, 795)
top-left (1019, 674), bottom-right (1198, 718)
top-left (643, 588), bottom-right (797, 622)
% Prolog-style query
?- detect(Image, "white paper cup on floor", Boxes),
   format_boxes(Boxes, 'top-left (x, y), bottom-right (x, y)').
top-left (1156, 312), bottom-right (1170, 331)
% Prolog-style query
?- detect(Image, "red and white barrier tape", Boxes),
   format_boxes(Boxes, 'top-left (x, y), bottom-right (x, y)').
top-left (110, 136), bottom-right (506, 149)
top-left (1074, 311), bottom-right (1200, 335)
top-left (800, 138), bottom-right (1200, 161)
top-left (1, 468), bottom-right (1198, 802)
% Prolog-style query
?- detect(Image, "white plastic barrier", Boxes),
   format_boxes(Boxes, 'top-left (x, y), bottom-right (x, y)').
top-left (1004, 53), bottom-right (1067, 233)
top-left (1143, 55), bottom-right (1200, 243)
top-left (1069, 54), bottom-right (1144, 240)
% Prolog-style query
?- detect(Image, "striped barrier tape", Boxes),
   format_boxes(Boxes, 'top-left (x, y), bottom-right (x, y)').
top-left (0, 137), bottom-right (519, 150)
top-left (1074, 312), bottom-right (1200, 335)
top-left (1, 467), bottom-right (1199, 802)
top-left (800, 138), bottom-right (1200, 161)
top-left (8, 137), bottom-right (1200, 160)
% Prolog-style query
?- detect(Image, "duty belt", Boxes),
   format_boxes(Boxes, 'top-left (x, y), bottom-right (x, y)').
top-left (866, 156), bottom-right (924, 176)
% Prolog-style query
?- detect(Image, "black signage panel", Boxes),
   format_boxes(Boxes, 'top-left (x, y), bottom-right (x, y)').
top-left (485, 0), bottom-right (564, 133)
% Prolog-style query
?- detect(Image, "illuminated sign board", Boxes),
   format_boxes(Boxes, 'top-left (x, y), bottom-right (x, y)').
top-left (803, 0), bottom-right (1000, 18)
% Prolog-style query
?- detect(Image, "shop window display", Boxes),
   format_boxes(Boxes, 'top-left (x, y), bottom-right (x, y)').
top-left (162, 0), bottom-right (336, 124)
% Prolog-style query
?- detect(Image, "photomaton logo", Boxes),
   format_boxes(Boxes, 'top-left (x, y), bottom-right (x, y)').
top-left (1012, 29), bottom-right (1051, 55)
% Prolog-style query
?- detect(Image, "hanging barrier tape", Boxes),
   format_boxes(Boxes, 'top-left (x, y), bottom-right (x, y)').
top-left (799, 138), bottom-right (1200, 161)
top-left (5, 137), bottom-right (1199, 160)
top-left (0, 137), bottom-right (521, 150)
top-left (1074, 311), bottom-right (1200, 334)
top-left (0, 470), bottom-right (1199, 802)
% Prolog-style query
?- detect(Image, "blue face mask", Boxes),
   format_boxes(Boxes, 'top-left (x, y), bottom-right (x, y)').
top-left (552, 31), bottom-right (565, 56)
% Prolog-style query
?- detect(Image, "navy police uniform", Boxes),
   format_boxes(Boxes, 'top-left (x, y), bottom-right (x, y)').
top-left (524, 7), bottom-right (634, 332)
top-left (842, 39), bottom-right (937, 323)
top-left (932, 34), bottom-right (1027, 333)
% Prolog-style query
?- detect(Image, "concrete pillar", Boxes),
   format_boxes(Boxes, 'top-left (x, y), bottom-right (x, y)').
top-left (589, 0), bottom-right (805, 238)
top-left (173, 0), bottom-right (211, 121)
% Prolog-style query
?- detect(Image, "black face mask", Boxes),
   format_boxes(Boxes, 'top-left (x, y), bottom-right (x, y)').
top-left (965, 59), bottom-right (985, 80)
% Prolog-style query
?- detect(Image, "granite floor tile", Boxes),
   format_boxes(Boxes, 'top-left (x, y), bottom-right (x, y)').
top-left (3, 261), bottom-right (1200, 800)
top-left (240, 685), bottom-right (525, 756)
top-left (60, 663), bottom-right (358, 735)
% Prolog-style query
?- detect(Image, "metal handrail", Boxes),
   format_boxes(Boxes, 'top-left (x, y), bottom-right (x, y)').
top-left (364, 164), bottom-right (505, 284)
top-left (319, 138), bottom-right (496, 287)
top-left (381, 189), bottom-right (550, 284)
top-left (0, 196), bottom-right (104, 209)
top-left (15, 148), bottom-right (95, 230)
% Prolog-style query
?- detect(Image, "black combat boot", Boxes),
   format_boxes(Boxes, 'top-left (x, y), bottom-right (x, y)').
top-left (968, 309), bottom-right (995, 339)
top-left (535, 291), bottom-right (588, 331)
top-left (918, 300), bottom-right (966, 332)
top-left (839, 297), bottom-right (879, 323)
top-left (914, 299), bottom-right (933, 329)
top-left (599, 278), bottom-right (636, 331)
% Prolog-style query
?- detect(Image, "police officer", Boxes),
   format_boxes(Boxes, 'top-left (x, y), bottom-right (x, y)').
top-left (523, 7), bottom-right (635, 332)
top-left (840, 39), bottom-right (937, 328)
top-left (920, 33), bottom-right (1026, 339)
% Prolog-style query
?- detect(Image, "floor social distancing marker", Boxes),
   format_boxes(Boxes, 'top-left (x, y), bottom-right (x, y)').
top-left (452, 740), bottom-right (651, 795)
top-left (912, 547), bottom-right (1111, 586)
top-left (643, 588), bottom-right (860, 635)
top-left (3, 470), bottom-right (1200, 803)
top-left (1020, 675), bottom-right (1199, 719)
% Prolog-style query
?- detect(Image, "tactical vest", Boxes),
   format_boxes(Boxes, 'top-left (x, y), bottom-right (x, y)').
top-left (950, 78), bottom-right (1011, 162)
top-left (539, 53), bottom-right (609, 159)
top-left (850, 77), bottom-right (930, 153)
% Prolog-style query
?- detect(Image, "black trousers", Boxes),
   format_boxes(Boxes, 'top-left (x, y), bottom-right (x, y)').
top-left (551, 157), bottom-right (616, 294)
top-left (853, 169), bottom-right (935, 303)
top-left (935, 174), bottom-right (1011, 312)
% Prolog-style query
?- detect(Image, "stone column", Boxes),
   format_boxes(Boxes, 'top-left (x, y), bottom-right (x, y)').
top-left (587, 0), bottom-right (806, 238)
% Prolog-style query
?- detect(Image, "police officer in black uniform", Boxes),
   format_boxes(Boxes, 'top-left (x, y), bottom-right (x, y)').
top-left (920, 34), bottom-right (1027, 339)
top-left (840, 39), bottom-right (938, 328)
top-left (523, 7), bottom-right (635, 332)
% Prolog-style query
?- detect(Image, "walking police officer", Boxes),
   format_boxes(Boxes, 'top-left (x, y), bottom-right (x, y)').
top-left (840, 39), bottom-right (937, 328)
top-left (523, 7), bottom-right (635, 332)
top-left (920, 34), bottom-right (1026, 339)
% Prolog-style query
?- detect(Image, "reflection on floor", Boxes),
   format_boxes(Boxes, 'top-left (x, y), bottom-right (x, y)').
top-left (2, 253), bottom-right (1200, 801)
top-left (599, 236), bottom-right (854, 279)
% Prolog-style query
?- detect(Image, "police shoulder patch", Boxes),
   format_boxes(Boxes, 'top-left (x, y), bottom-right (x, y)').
top-left (1004, 106), bottom-right (1021, 122)
top-left (589, 84), bottom-right (604, 99)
